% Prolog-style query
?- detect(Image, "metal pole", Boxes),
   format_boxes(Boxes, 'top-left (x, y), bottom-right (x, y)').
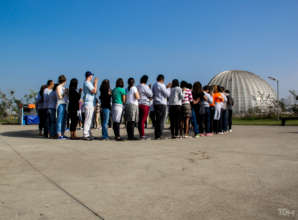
top-left (277, 80), bottom-right (279, 120)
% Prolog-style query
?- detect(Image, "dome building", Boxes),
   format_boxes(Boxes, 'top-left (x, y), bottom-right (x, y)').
top-left (208, 70), bottom-right (277, 114)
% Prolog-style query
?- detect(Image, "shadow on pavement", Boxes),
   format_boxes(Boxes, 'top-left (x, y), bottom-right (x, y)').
top-left (0, 130), bottom-right (44, 139)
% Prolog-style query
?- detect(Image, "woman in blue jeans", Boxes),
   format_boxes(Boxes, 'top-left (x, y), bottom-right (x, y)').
top-left (56, 75), bottom-right (68, 140)
top-left (99, 79), bottom-right (112, 140)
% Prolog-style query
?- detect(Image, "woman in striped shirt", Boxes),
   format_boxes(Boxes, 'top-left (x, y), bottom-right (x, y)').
top-left (181, 81), bottom-right (193, 138)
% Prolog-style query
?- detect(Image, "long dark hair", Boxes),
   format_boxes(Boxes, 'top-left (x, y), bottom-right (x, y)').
top-left (39, 85), bottom-right (47, 103)
top-left (180, 81), bottom-right (188, 89)
top-left (116, 78), bottom-right (124, 88)
top-left (192, 81), bottom-right (202, 98)
top-left (69, 78), bottom-right (78, 91)
top-left (172, 79), bottom-right (179, 88)
top-left (58, 75), bottom-right (67, 84)
top-left (100, 79), bottom-right (110, 95)
top-left (127, 77), bottom-right (135, 91)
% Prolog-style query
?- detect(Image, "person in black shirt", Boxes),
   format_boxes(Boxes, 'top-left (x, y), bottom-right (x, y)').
top-left (68, 78), bottom-right (82, 139)
top-left (99, 79), bottom-right (112, 140)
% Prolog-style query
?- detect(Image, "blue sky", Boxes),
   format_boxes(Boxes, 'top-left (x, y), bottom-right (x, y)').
top-left (1, 0), bottom-right (298, 98)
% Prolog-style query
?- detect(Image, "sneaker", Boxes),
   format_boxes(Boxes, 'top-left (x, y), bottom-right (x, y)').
top-left (194, 134), bottom-right (200, 138)
top-left (128, 137), bottom-right (139, 141)
top-left (82, 137), bottom-right (93, 141)
top-left (58, 136), bottom-right (66, 140)
top-left (115, 137), bottom-right (124, 141)
top-left (206, 133), bottom-right (213, 137)
top-left (219, 132), bottom-right (224, 135)
top-left (62, 135), bottom-right (69, 139)
top-left (199, 134), bottom-right (205, 137)
top-left (229, 129), bottom-right (232, 133)
top-left (140, 136), bottom-right (150, 140)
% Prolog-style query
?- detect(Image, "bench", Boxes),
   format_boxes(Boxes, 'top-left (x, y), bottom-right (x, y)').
top-left (281, 117), bottom-right (298, 126)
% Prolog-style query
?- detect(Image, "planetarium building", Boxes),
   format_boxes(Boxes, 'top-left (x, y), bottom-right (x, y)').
top-left (208, 70), bottom-right (277, 114)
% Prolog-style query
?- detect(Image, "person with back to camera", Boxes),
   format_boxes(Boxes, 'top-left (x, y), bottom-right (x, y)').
top-left (99, 79), bottom-right (112, 140)
top-left (225, 90), bottom-right (234, 133)
top-left (68, 78), bottom-right (82, 140)
top-left (181, 80), bottom-right (193, 138)
top-left (112, 78), bottom-right (126, 141)
top-left (125, 77), bottom-right (140, 140)
top-left (36, 84), bottom-right (47, 136)
top-left (152, 74), bottom-right (171, 140)
top-left (137, 75), bottom-right (153, 139)
top-left (168, 79), bottom-right (183, 139)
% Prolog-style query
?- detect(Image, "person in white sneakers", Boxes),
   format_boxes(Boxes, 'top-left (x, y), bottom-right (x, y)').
top-left (82, 71), bottom-right (98, 141)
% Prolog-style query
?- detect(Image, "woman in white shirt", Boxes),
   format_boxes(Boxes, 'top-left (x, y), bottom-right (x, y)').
top-left (125, 77), bottom-right (140, 140)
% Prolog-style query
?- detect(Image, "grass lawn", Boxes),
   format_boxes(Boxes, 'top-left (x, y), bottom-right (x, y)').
top-left (233, 118), bottom-right (298, 126)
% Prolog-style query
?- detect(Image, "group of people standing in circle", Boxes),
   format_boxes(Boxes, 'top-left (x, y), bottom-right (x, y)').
top-left (35, 71), bottom-right (234, 141)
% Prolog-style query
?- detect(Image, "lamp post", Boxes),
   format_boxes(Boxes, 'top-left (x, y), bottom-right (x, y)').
top-left (268, 76), bottom-right (279, 120)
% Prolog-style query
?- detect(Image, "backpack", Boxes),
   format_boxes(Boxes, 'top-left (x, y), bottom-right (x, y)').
top-left (227, 95), bottom-right (234, 106)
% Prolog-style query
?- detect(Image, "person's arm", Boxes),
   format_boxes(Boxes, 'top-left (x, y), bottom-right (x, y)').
top-left (56, 85), bottom-right (63, 99)
top-left (91, 78), bottom-right (98, 94)
top-left (144, 86), bottom-right (153, 98)
top-left (193, 97), bottom-right (200, 104)
top-left (135, 90), bottom-right (140, 100)
top-left (189, 90), bottom-right (193, 102)
top-left (161, 84), bottom-right (170, 98)
top-left (43, 91), bottom-right (49, 105)
top-left (122, 95), bottom-right (126, 104)
top-left (207, 93), bottom-right (213, 104)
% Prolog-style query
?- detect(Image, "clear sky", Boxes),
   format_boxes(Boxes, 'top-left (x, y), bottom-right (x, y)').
top-left (1, 0), bottom-right (298, 98)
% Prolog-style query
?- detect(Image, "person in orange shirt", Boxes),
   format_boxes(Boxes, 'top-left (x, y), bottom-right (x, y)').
top-left (212, 85), bottom-right (224, 134)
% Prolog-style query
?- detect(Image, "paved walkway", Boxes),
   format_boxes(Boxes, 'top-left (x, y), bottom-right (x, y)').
top-left (0, 125), bottom-right (297, 220)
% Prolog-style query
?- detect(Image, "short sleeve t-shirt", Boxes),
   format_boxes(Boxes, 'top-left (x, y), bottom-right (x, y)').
top-left (112, 87), bottom-right (126, 104)
top-left (83, 81), bottom-right (95, 107)
top-left (126, 86), bottom-right (138, 105)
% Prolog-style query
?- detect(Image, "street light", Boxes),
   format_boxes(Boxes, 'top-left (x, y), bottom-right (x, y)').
top-left (268, 76), bottom-right (280, 120)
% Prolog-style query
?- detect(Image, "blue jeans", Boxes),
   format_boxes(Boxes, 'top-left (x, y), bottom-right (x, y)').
top-left (199, 107), bottom-right (211, 134)
top-left (221, 109), bottom-right (228, 132)
top-left (56, 104), bottom-right (66, 136)
top-left (191, 109), bottom-right (199, 135)
top-left (45, 108), bottom-right (56, 137)
top-left (101, 108), bottom-right (110, 139)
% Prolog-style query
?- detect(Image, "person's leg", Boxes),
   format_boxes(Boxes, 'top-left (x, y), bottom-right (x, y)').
top-left (149, 111), bottom-right (155, 128)
top-left (205, 107), bottom-right (211, 134)
top-left (127, 121), bottom-right (135, 139)
top-left (61, 104), bottom-right (66, 136)
top-left (228, 109), bottom-right (232, 130)
top-left (210, 107), bottom-right (215, 133)
top-left (56, 104), bottom-right (63, 137)
top-left (49, 109), bottom-right (57, 138)
top-left (83, 106), bottom-right (92, 138)
top-left (138, 105), bottom-right (145, 137)
top-left (223, 110), bottom-right (228, 132)
top-left (44, 109), bottom-right (49, 138)
top-left (113, 122), bottom-right (119, 138)
top-left (154, 105), bottom-right (163, 138)
top-left (101, 108), bottom-right (110, 139)
top-left (38, 109), bottom-right (43, 135)
top-left (185, 117), bottom-right (190, 136)
top-left (159, 105), bottom-right (166, 138)
top-left (169, 106), bottom-right (175, 137)
top-left (198, 112), bottom-right (204, 134)
top-left (191, 109), bottom-right (199, 135)
top-left (70, 111), bottom-right (78, 138)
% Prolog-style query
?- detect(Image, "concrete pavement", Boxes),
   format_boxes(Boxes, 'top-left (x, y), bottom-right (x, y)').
top-left (0, 125), bottom-right (297, 220)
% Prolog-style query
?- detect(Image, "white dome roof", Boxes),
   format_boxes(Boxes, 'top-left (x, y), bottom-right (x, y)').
top-left (208, 70), bottom-right (277, 113)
